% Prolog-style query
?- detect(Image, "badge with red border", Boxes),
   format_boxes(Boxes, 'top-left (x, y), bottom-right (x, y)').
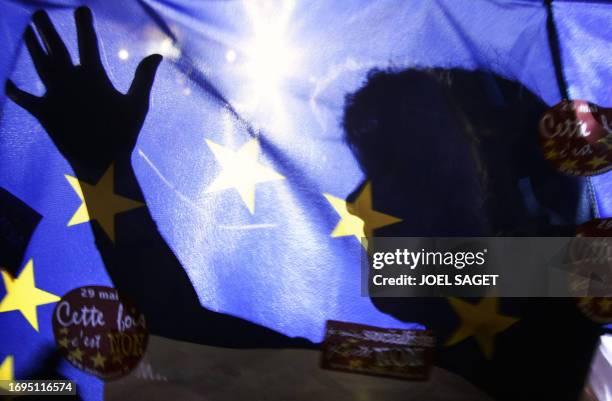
top-left (52, 286), bottom-right (148, 380)
top-left (539, 100), bottom-right (612, 176)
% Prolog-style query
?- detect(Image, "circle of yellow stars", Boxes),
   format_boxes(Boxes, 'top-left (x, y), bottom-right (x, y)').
top-left (61, 142), bottom-right (520, 361)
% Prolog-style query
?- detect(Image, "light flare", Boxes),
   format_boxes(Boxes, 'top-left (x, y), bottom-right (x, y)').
top-left (234, 0), bottom-right (301, 133)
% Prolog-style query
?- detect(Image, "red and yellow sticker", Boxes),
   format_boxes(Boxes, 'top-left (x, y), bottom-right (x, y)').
top-left (52, 286), bottom-right (148, 380)
top-left (540, 100), bottom-right (612, 176)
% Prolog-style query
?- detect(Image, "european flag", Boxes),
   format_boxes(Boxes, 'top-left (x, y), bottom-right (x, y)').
top-left (0, 1), bottom-right (610, 400)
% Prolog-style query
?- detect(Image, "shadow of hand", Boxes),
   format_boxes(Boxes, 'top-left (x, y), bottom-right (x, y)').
top-left (3, 6), bottom-right (312, 351)
top-left (5, 7), bottom-right (162, 177)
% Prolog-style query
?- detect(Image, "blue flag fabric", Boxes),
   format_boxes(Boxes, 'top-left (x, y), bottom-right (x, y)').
top-left (0, 1), bottom-right (611, 400)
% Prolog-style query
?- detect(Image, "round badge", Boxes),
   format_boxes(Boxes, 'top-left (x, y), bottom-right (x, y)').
top-left (52, 286), bottom-right (148, 380)
top-left (539, 100), bottom-right (612, 176)
top-left (571, 219), bottom-right (612, 323)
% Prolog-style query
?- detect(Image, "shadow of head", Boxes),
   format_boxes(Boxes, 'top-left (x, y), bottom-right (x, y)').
top-left (342, 67), bottom-right (588, 236)
top-left (340, 69), bottom-right (599, 401)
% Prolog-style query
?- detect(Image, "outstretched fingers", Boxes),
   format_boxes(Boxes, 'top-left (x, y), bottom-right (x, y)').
top-left (5, 80), bottom-right (42, 116)
top-left (75, 7), bottom-right (103, 72)
top-left (128, 54), bottom-right (163, 105)
top-left (24, 26), bottom-right (52, 85)
top-left (32, 10), bottom-right (73, 70)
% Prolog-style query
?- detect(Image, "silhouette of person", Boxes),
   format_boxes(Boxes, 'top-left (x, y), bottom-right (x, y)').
top-left (342, 68), bottom-right (601, 401)
top-left (343, 68), bottom-right (591, 237)
top-left (3, 6), bottom-right (603, 401)
top-left (5, 7), bottom-right (312, 349)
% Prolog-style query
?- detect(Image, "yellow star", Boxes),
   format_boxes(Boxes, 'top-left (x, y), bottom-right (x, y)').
top-left (445, 297), bottom-right (519, 359)
top-left (543, 139), bottom-right (556, 148)
top-left (205, 139), bottom-right (284, 214)
top-left (57, 337), bottom-right (69, 349)
top-left (587, 155), bottom-right (609, 169)
top-left (0, 259), bottom-right (59, 331)
top-left (90, 352), bottom-right (106, 369)
top-left (70, 348), bottom-right (83, 362)
top-left (206, 139), bottom-right (285, 214)
top-left (59, 328), bottom-right (68, 336)
top-left (0, 355), bottom-right (14, 389)
top-left (545, 148), bottom-right (560, 159)
top-left (324, 181), bottom-right (402, 243)
top-left (559, 159), bottom-right (578, 172)
top-left (66, 164), bottom-right (144, 242)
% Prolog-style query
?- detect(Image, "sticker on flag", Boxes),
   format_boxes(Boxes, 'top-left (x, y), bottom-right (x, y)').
top-left (52, 286), bottom-right (148, 380)
top-left (539, 100), bottom-right (612, 176)
top-left (321, 320), bottom-right (435, 380)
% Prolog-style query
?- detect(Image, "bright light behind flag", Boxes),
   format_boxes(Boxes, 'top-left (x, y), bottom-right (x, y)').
top-left (0, 2), bottom-right (611, 400)
top-left (233, 0), bottom-right (301, 132)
